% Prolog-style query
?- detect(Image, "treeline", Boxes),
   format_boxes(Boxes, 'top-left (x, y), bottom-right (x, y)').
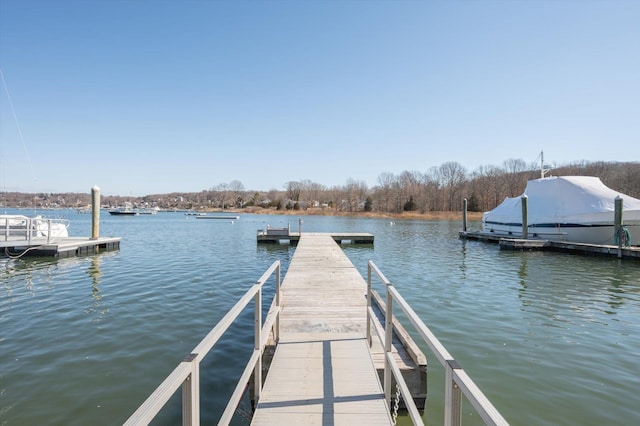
top-left (1, 160), bottom-right (639, 213)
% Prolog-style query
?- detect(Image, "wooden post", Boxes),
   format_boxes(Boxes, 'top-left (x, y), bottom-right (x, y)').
top-left (521, 194), bottom-right (528, 239)
top-left (299, 218), bottom-right (302, 235)
top-left (615, 196), bottom-right (623, 258)
top-left (91, 185), bottom-right (100, 240)
top-left (462, 198), bottom-right (468, 232)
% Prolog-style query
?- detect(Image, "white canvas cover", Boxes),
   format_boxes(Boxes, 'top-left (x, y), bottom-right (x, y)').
top-left (483, 176), bottom-right (640, 225)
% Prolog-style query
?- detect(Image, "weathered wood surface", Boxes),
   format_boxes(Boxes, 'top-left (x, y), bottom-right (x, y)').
top-left (252, 333), bottom-right (391, 425)
top-left (252, 234), bottom-right (393, 425)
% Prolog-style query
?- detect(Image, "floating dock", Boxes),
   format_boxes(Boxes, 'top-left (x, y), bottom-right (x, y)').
top-left (195, 215), bottom-right (240, 220)
top-left (460, 231), bottom-right (640, 260)
top-left (252, 234), bottom-right (423, 424)
top-left (0, 236), bottom-right (121, 258)
top-left (257, 229), bottom-right (374, 244)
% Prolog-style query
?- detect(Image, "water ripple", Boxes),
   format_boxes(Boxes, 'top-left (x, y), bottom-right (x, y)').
top-left (1, 212), bottom-right (639, 425)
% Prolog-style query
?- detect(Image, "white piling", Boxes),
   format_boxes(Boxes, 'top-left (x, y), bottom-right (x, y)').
top-left (92, 185), bottom-right (100, 239)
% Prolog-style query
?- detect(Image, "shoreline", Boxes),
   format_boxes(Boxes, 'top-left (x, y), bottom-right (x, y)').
top-left (216, 207), bottom-right (483, 221)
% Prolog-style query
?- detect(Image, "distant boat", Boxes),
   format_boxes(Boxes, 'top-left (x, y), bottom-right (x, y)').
top-left (138, 208), bottom-right (159, 215)
top-left (109, 201), bottom-right (146, 216)
top-left (482, 176), bottom-right (640, 245)
top-left (109, 209), bottom-right (138, 216)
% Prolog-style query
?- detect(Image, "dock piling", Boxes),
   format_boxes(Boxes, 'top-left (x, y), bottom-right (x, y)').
top-left (91, 185), bottom-right (100, 240)
top-left (462, 198), bottom-right (468, 232)
top-left (521, 194), bottom-right (528, 239)
top-left (615, 196), bottom-right (623, 258)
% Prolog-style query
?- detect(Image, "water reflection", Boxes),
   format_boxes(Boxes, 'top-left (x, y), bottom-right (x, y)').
top-left (88, 256), bottom-right (102, 287)
top-left (459, 239), bottom-right (467, 279)
top-left (518, 252), bottom-right (528, 292)
top-left (511, 251), bottom-right (640, 318)
top-left (0, 257), bottom-right (59, 299)
top-left (85, 256), bottom-right (109, 323)
top-left (2, 213), bottom-right (639, 426)
top-left (603, 262), bottom-right (640, 313)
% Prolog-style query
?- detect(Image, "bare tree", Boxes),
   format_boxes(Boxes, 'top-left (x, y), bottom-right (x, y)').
top-left (285, 181), bottom-right (303, 204)
top-left (397, 170), bottom-right (424, 211)
top-left (342, 178), bottom-right (368, 212)
top-left (470, 165), bottom-right (504, 211)
top-left (502, 158), bottom-right (528, 197)
top-left (422, 168), bottom-right (440, 212)
top-left (303, 180), bottom-right (327, 207)
top-left (212, 182), bottom-right (229, 209)
top-left (375, 172), bottom-right (396, 213)
top-left (438, 161), bottom-right (467, 211)
top-left (229, 180), bottom-right (245, 207)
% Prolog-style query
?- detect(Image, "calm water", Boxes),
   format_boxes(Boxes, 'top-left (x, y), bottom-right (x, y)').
top-left (1, 210), bottom-right (639, 425)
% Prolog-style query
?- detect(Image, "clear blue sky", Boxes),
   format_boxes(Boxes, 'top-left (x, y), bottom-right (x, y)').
top-left (1, 0), bottom-right (638, 196)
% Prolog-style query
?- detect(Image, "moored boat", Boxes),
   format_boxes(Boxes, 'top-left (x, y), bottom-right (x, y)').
top-left (108, 209), bottom-right (138, 216)
top-left (482, 176), bottom-right (640, 245)
top-left (0, 214), bottom-right (70, 238)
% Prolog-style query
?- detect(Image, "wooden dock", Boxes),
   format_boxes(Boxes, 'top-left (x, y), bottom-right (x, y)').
top-left (252, 234), bottom-right (422, 425)
top-left (0, 236), bottom-right (121, 258)
top-left (460, 231), bottom-right (640, 259)
top-left (257, 230), bottom-right (374, 245)
top-left (126, 233), bottom-right (509, 425)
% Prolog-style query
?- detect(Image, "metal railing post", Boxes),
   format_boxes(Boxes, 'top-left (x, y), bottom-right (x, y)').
top-left (275, 262), bottom-right (281, 343)
top-left (182, 353), bottom-right (199, 426)
top-left (384, 280), bottom-right (393, 406)
top-left (445, 360), bottom-right (462, 426)
top-left (254, 285), bottom-right (262, 402)
top-left (125, 261), bottom-right (282, 426)
top-left (367, 260), bottom-right (509, 425)
top-left (366, 262), bottom-right (372, 347)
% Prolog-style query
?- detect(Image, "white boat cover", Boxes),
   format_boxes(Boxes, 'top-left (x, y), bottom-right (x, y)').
top-left (483, 176), bottom-right (640, 225)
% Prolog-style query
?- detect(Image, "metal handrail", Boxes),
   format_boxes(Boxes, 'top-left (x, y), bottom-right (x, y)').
top-left (1, 216), bottom-right (70, 243)
top-left (367, 261), bottom-right (509, 426)
top-left (124, 260), bottom-right (281, 426)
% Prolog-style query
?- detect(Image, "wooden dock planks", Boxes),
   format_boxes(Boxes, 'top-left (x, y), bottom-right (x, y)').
top-left (252, 234), bottom-right (393, 425)
top-left (252, 333), bottom-right (391, 425)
